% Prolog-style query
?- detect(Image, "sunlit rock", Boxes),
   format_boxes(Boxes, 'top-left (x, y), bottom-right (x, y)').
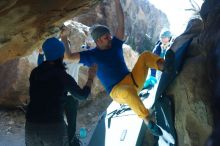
top-left (74, 0), bottom-right (169, 53)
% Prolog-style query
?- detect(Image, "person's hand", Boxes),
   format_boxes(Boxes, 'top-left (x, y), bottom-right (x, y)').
top-left (38, 48), bottom-right (44, 55)
top-left (60, 26), bottom-right (70, 41)
top-left (88, 65), bottom-right (97, 81)
top-left (85, 65), bottom-right (97, 87)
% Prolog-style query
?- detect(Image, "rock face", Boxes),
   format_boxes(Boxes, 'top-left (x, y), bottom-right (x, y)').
top-left (166, 17), bottom-right (214, 146)
top-left (74, 0), bottom-right (169, 53)
top-left (0, 58), bottom-right (34, 108)
top-left (199, 0), bottom-right (220, 145)
top-left (0, 0), bottom-right (100, 64)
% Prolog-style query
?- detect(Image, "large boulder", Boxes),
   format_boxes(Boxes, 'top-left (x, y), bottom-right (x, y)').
top-left (199, 0), bottom-right (220, 145)
top-left (0, 57), bottom-right (34, 108)
top-left (0, 0), bottom-right (100, 64)
top-left (166, 19), bottom-right (213, 146)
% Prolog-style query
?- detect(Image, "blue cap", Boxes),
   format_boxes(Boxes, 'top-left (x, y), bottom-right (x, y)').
top-left (42, 37), bottom-right (65, 61)
top-left (160, 30), bottom-right (172, 38)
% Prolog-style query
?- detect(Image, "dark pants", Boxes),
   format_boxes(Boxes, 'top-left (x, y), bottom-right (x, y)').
top-left (25, 96), bottom-right (79, 146)
top-left (65, 95), bottom-right (79, 146)
top-left (25, 121), bottom-right (68, 146)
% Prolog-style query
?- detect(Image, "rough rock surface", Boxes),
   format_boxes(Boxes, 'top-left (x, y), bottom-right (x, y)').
top-left (0, 57), bottom-right (34, 108)
top-left (0, 0), bottom-right (100, 64)
top-left (199, 0), bottom-right (220, 145)
top-left (74, 0), bottom-right (169, 53)
top-left (166, 18), bottom-right (213, 146)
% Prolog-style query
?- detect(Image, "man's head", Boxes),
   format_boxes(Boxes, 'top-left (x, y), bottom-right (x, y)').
top-left (90, 25), bottom-right (112, 50)
top-left (42, 37), bottom-right (65, 61)
top-left (160, 30), bottom-right (172, 45)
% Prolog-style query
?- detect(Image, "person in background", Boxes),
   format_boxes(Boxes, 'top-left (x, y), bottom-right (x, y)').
top-left (143, 29), bottom-right (173, 89)
top-left (26, 37), bottom-right (96, 146)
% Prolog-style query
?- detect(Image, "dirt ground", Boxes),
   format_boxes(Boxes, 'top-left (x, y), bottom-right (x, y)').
top-left (0, 93), bottom-right (154, 146)
top-left (0, 93), bottom-right (112, 146)
top-left (0, 109), bottom-right (25, 146)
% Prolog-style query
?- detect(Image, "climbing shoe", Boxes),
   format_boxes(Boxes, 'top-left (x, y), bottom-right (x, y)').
top-left (147, 120), bottom-right (163, 136)
top-left (163, 49), bottom-right (175, 73)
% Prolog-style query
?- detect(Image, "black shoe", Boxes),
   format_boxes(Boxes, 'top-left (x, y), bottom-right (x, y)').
top-left (147, 121), bottom-right (163, 136)
top-left (164, 49), bottom-right (175, 73)
top-left (70, 135), bottom-right (82, 146)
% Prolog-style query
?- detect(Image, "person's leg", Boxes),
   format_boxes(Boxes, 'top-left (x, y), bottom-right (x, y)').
top-left (130, 52), bottom-right (164, 136)
top-left (110, 83), bottom-right (162, 136)
top-left (110, 83), bottom-right (150, 119)
top-left (25, 122), bottom-right (42, 146)
top-left (25, 122), bottom-right (68, 146)
top-left (131, 51), bottom-right (164, 92)
top-left (64, 95), bottom-right (79, 146)
top-left (40, 122), bottom-right (68, 146)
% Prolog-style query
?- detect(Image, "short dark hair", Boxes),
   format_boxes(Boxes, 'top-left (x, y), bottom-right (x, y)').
top-left (90, 25), bottom-right (111, 41)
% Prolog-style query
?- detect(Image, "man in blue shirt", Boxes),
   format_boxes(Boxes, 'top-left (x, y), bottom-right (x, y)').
top-left (63, 0), bottom-right (171, 136)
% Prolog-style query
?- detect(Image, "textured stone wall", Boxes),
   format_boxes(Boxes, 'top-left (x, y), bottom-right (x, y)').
top-left (74, 0), bottom-right (169, 53)
top-left (0, 0), bottom-right (100, 64)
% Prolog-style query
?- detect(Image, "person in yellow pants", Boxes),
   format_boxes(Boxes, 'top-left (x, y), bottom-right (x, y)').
top-left (110, 52), bottom-right (163, 120)
top-left (62, 0), bottom-right (174, 136)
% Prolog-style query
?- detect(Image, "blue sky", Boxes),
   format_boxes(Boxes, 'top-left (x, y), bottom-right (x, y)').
top-left (148, 0), bottom-right (204, 36)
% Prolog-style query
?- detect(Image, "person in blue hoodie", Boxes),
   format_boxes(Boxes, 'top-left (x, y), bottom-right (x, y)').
top-left (26, 37), bottom-right (96, 146)
top-left (143, 29), bottom-right (173, 89)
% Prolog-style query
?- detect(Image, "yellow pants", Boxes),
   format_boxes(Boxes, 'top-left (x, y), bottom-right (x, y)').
top-left (110, 52), bottom-right (163, 119)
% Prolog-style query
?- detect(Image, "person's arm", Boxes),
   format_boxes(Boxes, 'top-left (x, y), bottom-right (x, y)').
top-left (156, 59), bottom-right (164, 71)
top-left (151, 45), bottom-right (161, 77)
top-left (63, 38), bottom-right (80, 63)
top-left (63, 65), bottom-right (96, 100)
top-left (60, 26), bottom-right (80, 63)
top-left (64, 73), bottom-right (91, 100)
top-left (37, 48), bottom-right (44, 65)
top-left (114, 0), bottom-right (124, 40)
top-left (84, 65), bottom-right (97, 89)
top-left (152, 44), bottom-right (161, 56)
